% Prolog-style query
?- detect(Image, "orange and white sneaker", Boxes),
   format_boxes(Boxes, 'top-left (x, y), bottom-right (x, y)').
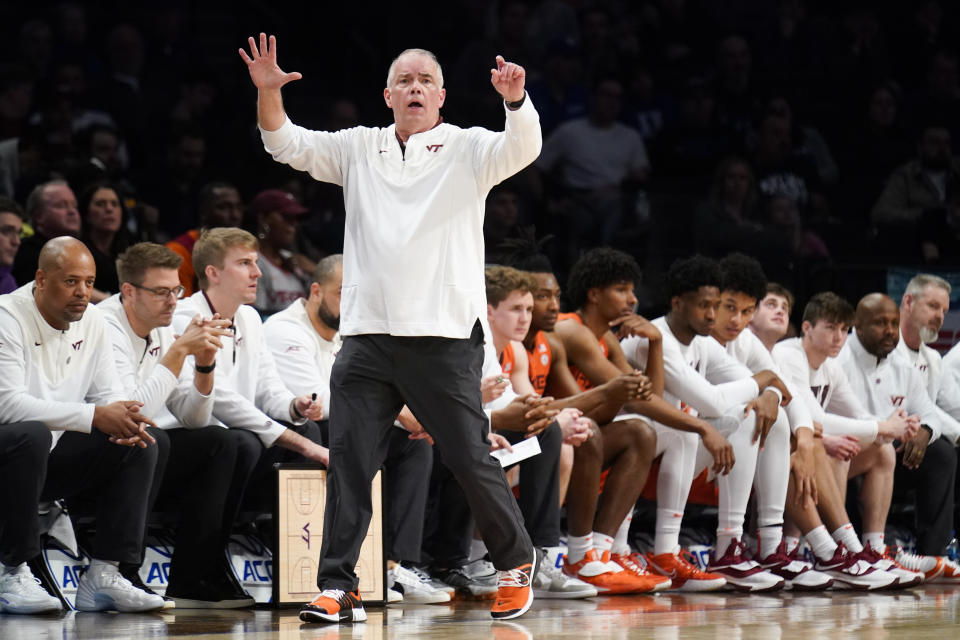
top-left (609, 551), bottom-right (672, 593)
top-left (299, 589), bottom-right (366, 623)
top-left (490, 549), bottom-right (538, 620)
top-left (645, 548), bottom-right (727, 592)
top-left (937, 558), bottom-right (960, 583)
top-left (562, 548), bottom-right (645, 594)
top-left (894, 548), bottom-right (960, 583)
top-left (857, 546), bottom-right (923, 588)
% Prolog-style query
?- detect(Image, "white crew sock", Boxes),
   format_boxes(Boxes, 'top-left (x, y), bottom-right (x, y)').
top-left (758, 525), bottom-right (784, 559)
top-left (784, 536), bottom-right (801, 554)
top-left (862, 532), bottom-right (885, 554)
top-left (594, 532), bottom-right (614, 555)
top-left (831, 524), bottom-right (863, 553)
top-left (566, 533), bottom-right (593, 565)
top-left (716, 527), bottom-right (742, 557)
top-left (806, 526), bottom-right (838, 562)
top-left (612, 514), bottom-right (633, 555)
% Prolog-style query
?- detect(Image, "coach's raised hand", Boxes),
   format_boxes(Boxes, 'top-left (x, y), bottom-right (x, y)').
top-left (239, 33), bottom-right (301, 90)
top-left (490, 55), bottom-right (526, 103)
top-left (239, 33), bottom-right (302, 130)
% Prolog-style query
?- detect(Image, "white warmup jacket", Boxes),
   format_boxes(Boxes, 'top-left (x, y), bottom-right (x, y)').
top-left (622, 316), bottom-right (759, 418)
top-left (260, 98), bottom-right (542, 339)
top-left (773, 337), bottom-right (879, 442)
top-left (838, 332), bottom-right (942, 442)
top-left (98, 293), bottom-right (213, 430)
top-left (174, 292), bottom-right (301, 447)
top-left (0, 283), bottom-right (124, 448)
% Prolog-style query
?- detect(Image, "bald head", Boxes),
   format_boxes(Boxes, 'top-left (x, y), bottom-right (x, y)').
top-left (856, 293), bottom-right (897, 326)
top-left (37, 236), bottom-right (93, 273)
top-left (855, 293), bottom-right (900, 358)
top-left (34, 236), bottom-right (96, 330)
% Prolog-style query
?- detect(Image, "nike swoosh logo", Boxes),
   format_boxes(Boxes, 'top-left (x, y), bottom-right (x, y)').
top-left (34, 341), bottom-right (41, 346)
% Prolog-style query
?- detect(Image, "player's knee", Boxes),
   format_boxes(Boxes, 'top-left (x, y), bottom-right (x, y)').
top-left (877, 442), bottom-right (896, 472)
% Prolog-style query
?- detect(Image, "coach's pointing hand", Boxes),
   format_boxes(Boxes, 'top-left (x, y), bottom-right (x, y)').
top-left (490, 55), bottom-right (526, 103)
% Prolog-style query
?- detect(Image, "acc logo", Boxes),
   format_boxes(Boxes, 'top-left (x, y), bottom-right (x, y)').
top-left (425, 144), bottom-right (444, 153)
top-left (286, 345), bottom-right (302, 352)
top-left (242, 560), bottom-right (273, 582)
top-left (538, 343), bottom-right (547, 353)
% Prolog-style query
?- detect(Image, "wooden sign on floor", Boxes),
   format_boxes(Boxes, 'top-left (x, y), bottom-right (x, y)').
top-left (273, 465), bottom-right (385, 606)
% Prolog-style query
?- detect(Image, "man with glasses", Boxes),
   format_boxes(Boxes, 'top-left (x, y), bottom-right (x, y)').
top-left (99, 242), bottom-right (263, 608)
top-left (0, 197), bottom-right (22, 294)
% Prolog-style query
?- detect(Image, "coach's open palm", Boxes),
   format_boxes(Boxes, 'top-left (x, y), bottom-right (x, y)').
top-left (239, 33), bottom-right (302, 91)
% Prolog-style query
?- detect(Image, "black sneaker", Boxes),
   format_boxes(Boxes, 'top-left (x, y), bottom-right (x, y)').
top-left (164, 578), bottom-right (255, 609)
top-left (300, 589), bottom-right (366, 623)
top-left (120, 563), bottom-right (175, 610)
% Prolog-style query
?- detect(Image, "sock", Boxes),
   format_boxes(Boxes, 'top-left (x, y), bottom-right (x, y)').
top-left (655, 508), bottom-right (684, 555)
top-left (469, 538), bottom-right (488, 562)
top-left (758, 525), bottom-right (784, 559)
top-left (831, 524), bottom-right (863, 553)
top-left (784, 536), bottom-right (801, 554)
top-left (612, 514), bottom-right (633, 555)
top-left (567, 533), bottom-right (593, 565)
top-left (716, 527), bottom-right (743, 557)
top-left (807, 526), bottom-right (838, 562)
top-left (1, 563), bottom-right (25, 576)
top-left (862, 532), bottom-right (885, 554)
top-left (594, 532), bottom-right (614, 555)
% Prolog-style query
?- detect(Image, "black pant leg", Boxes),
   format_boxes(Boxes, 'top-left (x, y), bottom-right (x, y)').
top-left (384, 428), bottom-right (432, 563)
top-left (394, 324), bottom-right (532, 571)
top-left (43, 429), bottom-right (158, 565)
top-left (503, 421), bottom-right (562, 548)
top-left (423, 446), bottom-right (474, 569)
top-left (0, 422), bottom-right (51, 566)
top-left (317, 334), bottom-right (404, 591)
top-left (896, 437), bottom-right (957, 555)
top-left (157, 427), bottom-right (248, 587)
top-left (222, 429), bottom-right (262, 541)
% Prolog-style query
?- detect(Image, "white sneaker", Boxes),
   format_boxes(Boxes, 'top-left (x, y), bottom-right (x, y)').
top-left (707, 539), bottom-right (784, 592)
top-left (812, 544), bottom-right (898, 591)
top-left (75, 563), bottom-right (165, 612)
top-left (857, 547), bottom-right (923, 588)
top-left (0, 564), bottom-right (62, 614)
top-left (389, 565), bottom-right (451, 604)
top-left (757, 541), bottom-right (833, 591)
top-left (532, 548), bottom-right (598, 599)
top-left (387, 587), bottom-right (403, 603)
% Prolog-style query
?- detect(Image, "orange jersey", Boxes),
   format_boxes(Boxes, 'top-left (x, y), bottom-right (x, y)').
top-left (525, 331), bottom-right (552, 396)
top-left (499, 343), bottom-right (515, 376)
top-left (558, 312), bottom-right (608, 391)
